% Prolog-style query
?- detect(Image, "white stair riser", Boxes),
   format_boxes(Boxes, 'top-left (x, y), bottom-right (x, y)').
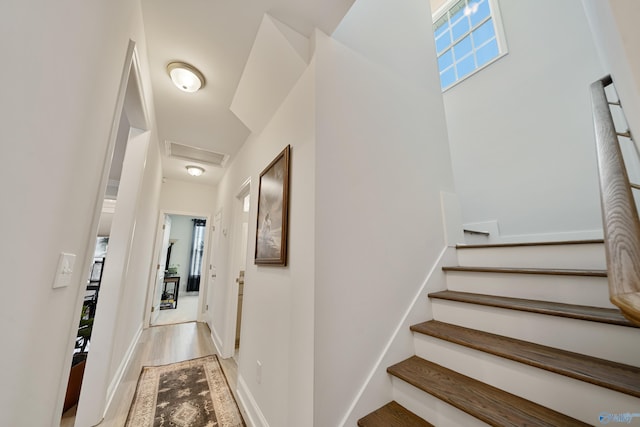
top-left (431, 299), bottom-right (640, 367)
top-left (413, 334), bottom-right (640, 424)
top-left (391, 377), bottom-right (489, 427)
top-left (445, 271), bottom-right (614, 308)
top-left (457, 244), bottom-right (606, 270)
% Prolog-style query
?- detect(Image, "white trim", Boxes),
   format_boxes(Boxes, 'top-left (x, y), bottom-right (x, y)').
top-left (104, 325), bottom-right (143, 417)
top-left (196, 215), bottom-right (212, 322)
top-left (143, 211), bottom-right (166, 327)
top-left (440, 191), bottom-right (464, 246)
top-left (490, 0), bottom-right (508, 54)
top-left (497, 228), bottom-right (604, 244)
top-left (159, 209), bottom-right (212, 219)
top-left (78, 127), bottom-right (152, 426)
top-left (126, 52), bottom-right (150, 130)
top-left (237, 177), bottom-right (252, 199)
top-left (461, 220), bottom-right (604, 244)
top-left (145, 209), bottom-right (212, 327)
top-left (432, 0), bottom-right (455, 21)
top-left (211, 323), bottom-right (225, 356)
top-left (237, 374), bottom-right (270, 427)
top-left (222, 179), bottom-right (252, 358)
top-left (54, 40), bottom-right (139, 426)
top-left (338, 246), bottom-right (454, 427)
top-left (76, 43), bottom-right (152, 427)
top-left (441, 50), bottom-right (508, 92)
top-left (435, 0), bottom-right (509, 92)
top-left (205, 209), bottom-right (224, 331)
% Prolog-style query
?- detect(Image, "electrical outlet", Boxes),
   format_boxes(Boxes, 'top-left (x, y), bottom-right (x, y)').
top-left (256, 360), bottom-right (262, 384)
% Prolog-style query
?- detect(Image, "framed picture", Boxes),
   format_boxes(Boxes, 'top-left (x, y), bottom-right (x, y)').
top-left (255, 145), bottom-right (291, 265)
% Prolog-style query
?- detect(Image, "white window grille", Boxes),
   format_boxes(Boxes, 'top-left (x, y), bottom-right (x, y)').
top-left (433, 0), bottom-right (507, 90)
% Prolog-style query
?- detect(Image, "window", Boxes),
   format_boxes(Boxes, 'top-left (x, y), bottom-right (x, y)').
top-left (433, 0), bottom-right (507, 90)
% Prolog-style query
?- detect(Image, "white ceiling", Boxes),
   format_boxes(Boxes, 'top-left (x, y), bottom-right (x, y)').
top-left (141, 0), bottom-right (356, 186)
top-left (430, 0), bottom-right (450, 16)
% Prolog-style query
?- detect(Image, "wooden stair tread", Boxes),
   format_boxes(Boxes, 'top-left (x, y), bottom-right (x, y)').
top-left (456, 239), bottom-right (604, 249)
top-left (411, 320), bottom-right (640, 397)
top-left (388, 356), bottom-right (590, 427)
top-left (443, 266), bottom-right (607, 277)
top-left (357, 401), bottom-right (433, 427)
top-left (429, 290), bottom-right (637, 327)
top-left (611, 292), bottom-right (640, 326)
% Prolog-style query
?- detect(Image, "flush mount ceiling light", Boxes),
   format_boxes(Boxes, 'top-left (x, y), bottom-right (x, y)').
top-left (186, 165), bottom-right (205, 176)
top-left (167, 62), bottom-right (205, 93)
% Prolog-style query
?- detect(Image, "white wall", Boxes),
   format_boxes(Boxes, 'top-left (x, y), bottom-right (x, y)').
top-left (214, 2), bottom-right (456, 425)
top-left (159, 179), bottom-right (217, 215)
top-left (238, 68), bottom-right (316, 427)
top-left (168, 215), bottom-right (192, 284)
top-left (0, 0), bottom-right (161, 425)
top-left (97, 202), bottom-right (116, 237)
top-left (113, 138), bottom-right (162, 357)
top-left (212, 14), bottom-right (317, 426)
top-left (230, 14), bottom-right (309, 134)
top-left (107, 131), bottom-right (162, 394)
top-left (443, 0), bottom-right (606, 241)
top-left (77, 127), bottom-right (159, 425)
top-left (582, 0), bottom-right (640, 147)
top-left (216, 71), bottom-right (316, 427)
top-left (313, 0), bottom-right (456, 424)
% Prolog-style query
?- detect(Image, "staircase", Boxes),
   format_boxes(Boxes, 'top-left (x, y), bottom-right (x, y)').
top-left (358, 240), bottom-right (640, 426)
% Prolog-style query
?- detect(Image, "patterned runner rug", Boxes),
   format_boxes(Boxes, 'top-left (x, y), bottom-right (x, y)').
top-left (125, 355), bottom-right (245, 427)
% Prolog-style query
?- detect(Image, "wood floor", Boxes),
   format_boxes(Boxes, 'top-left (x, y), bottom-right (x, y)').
top-left (61, 321), bottom-right (239, 427)
top-left (152, 294), bottom-right (199, 326)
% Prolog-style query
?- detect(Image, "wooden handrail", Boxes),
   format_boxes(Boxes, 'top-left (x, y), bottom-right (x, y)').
top-left (591, 76), bottom-right (640, 325)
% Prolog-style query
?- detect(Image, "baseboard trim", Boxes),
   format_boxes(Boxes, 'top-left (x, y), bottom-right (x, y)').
top-left (104, 324), bottom-right (143, 418)
top-left (211, 326), bottom-right (224, 357)
top-left (497, 229), bottom-right (604, 244)
top-left (461, 220), bottom-right (604, 245)
top-left (237, 374), bottom-right (270, 427)
top-left (337, 245), bottom-right (453, 427)
top-left (151, 304), bottom-right (160, 325)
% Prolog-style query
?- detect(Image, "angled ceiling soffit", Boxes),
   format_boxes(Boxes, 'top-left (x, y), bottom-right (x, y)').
top-left (165, 140), bottom-right (230, 168)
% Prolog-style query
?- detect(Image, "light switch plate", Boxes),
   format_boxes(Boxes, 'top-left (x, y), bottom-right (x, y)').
top-left (53, 252), bottom-right (76, 288)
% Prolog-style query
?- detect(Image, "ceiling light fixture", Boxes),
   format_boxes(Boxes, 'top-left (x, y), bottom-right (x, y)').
top-left (186, 165), bottom-right (205, 176)
top-left (167, 62), bottom-right (205, 93)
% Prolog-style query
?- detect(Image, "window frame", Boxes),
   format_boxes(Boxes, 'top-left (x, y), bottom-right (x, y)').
top-left (432, 0), bottom-right (508, 92)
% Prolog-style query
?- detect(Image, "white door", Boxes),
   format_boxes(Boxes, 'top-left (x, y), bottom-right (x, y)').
top-left (151, 215), bottom-right (172, 324)
top-left (232, 192), bottom-right (250, 356)
top-left (206, 212), bottom-right (222, 328)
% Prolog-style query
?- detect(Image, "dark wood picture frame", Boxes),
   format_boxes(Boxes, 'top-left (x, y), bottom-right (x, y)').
top-left (255, 145), bottom-right (290, 266)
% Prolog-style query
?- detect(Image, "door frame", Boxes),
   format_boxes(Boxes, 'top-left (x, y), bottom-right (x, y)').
top-left (60, 40), bottom-right (151, 426)
top-left (222, 178), bottom-right (251, 358)
top-left (143, 213), bottom-right (171, 326)
top-left (206, 209), bottom-right (223, 349)
top-left (145, 209), bottom-right (212, 327)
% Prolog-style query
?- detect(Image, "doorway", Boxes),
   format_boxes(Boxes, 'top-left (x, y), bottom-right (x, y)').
top-left (62, 41), bottom-right (151, 427)
top-left (230, 183), bottom-right (251, 361)
top-left (151, 213), bottom-right (208, 326)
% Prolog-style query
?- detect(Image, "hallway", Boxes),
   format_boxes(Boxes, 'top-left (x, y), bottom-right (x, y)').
top-left (61, 322), bottom-right (239, 427)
